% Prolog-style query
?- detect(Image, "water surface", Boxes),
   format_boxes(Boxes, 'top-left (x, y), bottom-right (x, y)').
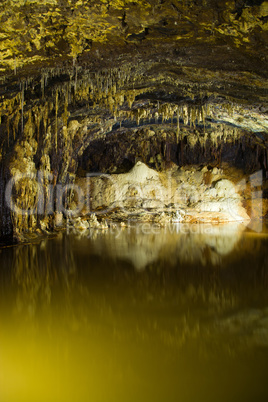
top-left (0, 223), bottom-right (268, 402)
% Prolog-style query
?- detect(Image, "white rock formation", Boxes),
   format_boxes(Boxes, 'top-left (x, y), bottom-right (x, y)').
top-left (78, 162), bottom-right (251, 223)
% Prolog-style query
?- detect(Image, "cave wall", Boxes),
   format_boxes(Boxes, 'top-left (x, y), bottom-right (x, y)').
top-left (0, 0), bottom-right (267, 241)
top-left (0, 68), bottom-right (267, 242)
top-left (80, 125), bottom-right (268, 175)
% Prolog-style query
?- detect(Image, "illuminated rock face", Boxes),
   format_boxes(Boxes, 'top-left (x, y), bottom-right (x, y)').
top-left (82, 161), bottom-right (250, 223)
top-left (0, 1), bottom-right (267, 241)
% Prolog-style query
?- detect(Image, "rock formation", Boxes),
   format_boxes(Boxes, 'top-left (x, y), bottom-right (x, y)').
top-left (0, 0), bottom-right (267, 242)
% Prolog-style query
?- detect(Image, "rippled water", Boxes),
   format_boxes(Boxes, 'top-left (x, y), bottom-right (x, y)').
top-left (0, 223), bottom-right (268, 402)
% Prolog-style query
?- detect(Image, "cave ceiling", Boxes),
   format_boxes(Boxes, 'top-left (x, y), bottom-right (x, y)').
top-left (0, 0), bottom-right (268, 162)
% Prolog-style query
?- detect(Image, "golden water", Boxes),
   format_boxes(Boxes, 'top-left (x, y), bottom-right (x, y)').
top-left (0, 223), bottom-right (268, 402)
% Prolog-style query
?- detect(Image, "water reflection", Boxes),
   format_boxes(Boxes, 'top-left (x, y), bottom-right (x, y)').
top-left (0, 225), bottom-right (268, 402)
top-left (11, 234), bottom-right (76, 320)
top-left (70, 222), bottom-right (246, 270)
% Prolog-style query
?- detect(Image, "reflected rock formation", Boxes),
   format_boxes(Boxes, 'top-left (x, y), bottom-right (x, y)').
top-left (0, 224), bottom-right (267, 382)
top-left (12, 233), bottom-right (76, 320)
top-left (71, 222), bottom-right (246, 271)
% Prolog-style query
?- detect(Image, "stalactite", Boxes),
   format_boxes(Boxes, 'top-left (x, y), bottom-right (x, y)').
top-left (265, 149), bottom-right (268, 178)
top-left (194, 107), bottom-right (197, 128)
top-left (42, 104), bottom-right (49, 136)
top-left (41, 74), bottom-right (45, 100)
top-left (7, 116), bottom-right (10, 147)
top-left (74, 65), bottom-right (78, 93)
top-left (176, 108), bottom-right (180, 143)
top-left (55, 90), bottom-right (58, 153)
top-left (206, 103), bottom-right (211, 118)
top-left (13, 111), bottom-right (20, 141)
top-left (137, 109), bottom-right (141, 126)
top-left (14, 57), bottom-right (17, 76)
top-left (180, 135), bottom-right (184, 165)
top-left (182, 105), bottom-right (188, 125)
top-left (62, 85), bottom-right (70, 129)
top-left (201, 105), bottom-right (205, 129)
top-left (35, 110), bottom-right (40, 143)
top-left (127, 91), bottom-right (136, 109)
top-left (197, 106), bottom-right (201, 124)
top-left (203, 132), bottom-right (208, 154)
top-left (187, 105), bottom-right (191, 126)
top-left (190, 107), bottom-right (193, 127)
top-left (21, 82), bottom-right (24, 135)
